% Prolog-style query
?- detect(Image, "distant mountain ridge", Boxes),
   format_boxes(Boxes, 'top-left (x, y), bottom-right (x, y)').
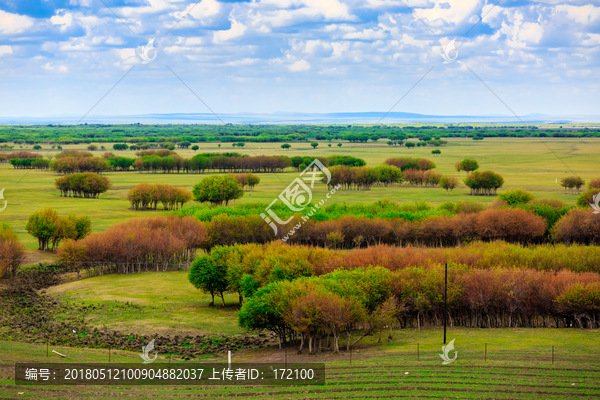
top-left (0, 112), bottom-right (598, 124)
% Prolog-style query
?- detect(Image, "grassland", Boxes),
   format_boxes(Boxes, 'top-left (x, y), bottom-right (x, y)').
top-left (1, 328), bottom-right (598, 399)
top-left (2, 137), bottom-right (599, 253)
top-left (46, 271), bottom-right (243, 337)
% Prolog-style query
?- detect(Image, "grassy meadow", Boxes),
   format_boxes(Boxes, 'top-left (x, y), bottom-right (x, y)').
top-left (2, 137), bottom-right (599, 252)
top-left (1, 328), bottom-right (599, 399)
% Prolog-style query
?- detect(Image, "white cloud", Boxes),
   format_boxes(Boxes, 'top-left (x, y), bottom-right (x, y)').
top-left (0, 45), bottom-right (12, 56)
top-left (51, 11), bottom-right (74, 32)
top-left (555, 4), bottom-right (600, 25)
top-left (289, 59), bottom-right (310, 71)
top-left (213, 19), bottom-right (247, 43)
top-left (225, 58), bottom-right (259, 66)
top-left (0, 10), bottom-right (34, 34)
top-left (343, 28), bottom-right (386, 40)
top-left (415, 0), bottom-right (480, 26)
top-left (42, 63), bottom-right (69, 73)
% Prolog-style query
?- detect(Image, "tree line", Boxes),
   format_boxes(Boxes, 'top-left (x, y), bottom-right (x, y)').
top-left (128, 183), bottom-right (192, 210)
top-left (57, 215), bottom-right (207, 276)
top-left (187, 243), bottom-right (600, 350)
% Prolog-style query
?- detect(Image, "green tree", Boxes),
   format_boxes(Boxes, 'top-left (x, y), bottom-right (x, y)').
top-left (25, 208), bottom-right (61, 251)
top-left (310, 142), bottom-right (319, 149)
top-left (337, 143), bottom-right (342, 147)
top-left (192, 175), bottom-right (243, 206)
top-left (439, 175), bottom-right (459, 195)
top-left (189, 255), bottom-right (229, 306)
top-left (191, 145), bottom-right (199, 151)
top-left (455, 158), bottom-right (479, 173)
top-left (247, 174), bottom-right (261, 190)
top-left (281, 144), bottom-right (291, 150)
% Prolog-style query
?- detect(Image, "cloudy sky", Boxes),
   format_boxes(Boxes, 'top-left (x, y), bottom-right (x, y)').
top-left (0, 0), bottom-right (598, 119)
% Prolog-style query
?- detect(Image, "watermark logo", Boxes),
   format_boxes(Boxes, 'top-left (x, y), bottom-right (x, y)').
top-left (261, 159), bottom-right (334, 236)
top-left (139, 39), bottom-right (157, 64)
top-left (140, 339), bottom-right (158, 363)
top-left (591, 193), bottom-right (600, 214)
top-left (440, 39), bottom-right (458, 64)
top-left (0, 188), bottom-right (6, 213)
top-left (439, 338), bottom-right (458, 365)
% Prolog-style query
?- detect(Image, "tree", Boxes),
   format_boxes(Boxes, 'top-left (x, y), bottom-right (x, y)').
top-left (88, 144), bottom-right (98, 151)
top-left (328, 143), bottom-right (332, 147)
top-left (192, 175), bottom-right (243, 206)
top-left (311, 142), bottom-right (319, 149)
top-left (179, 141), bottom-right (191, 148)
top-left (337, 143), bottom-right (342, 147)
top-left (247, 174), bottom-right (261, 190)
top-left (431, 149), bottom-right (441, 155)
top-left (191, 145), bottom-right (199, 151)
top-left (0, 223), bottom-right (26, 278)
top-left (455, 158), bottom-right (479, 173)
top-left (439, 175), bottom-right (459, 195)
top-left (26, 208), bottom-right (61, 251)
top-left (33, 144), bottom-right (42, 150)
top-left (189, 255), bottom-right (229, 306)
top-left (281, 144), bottom-right (291, 150)
top-left (406, 142), bottom-right (415, 148)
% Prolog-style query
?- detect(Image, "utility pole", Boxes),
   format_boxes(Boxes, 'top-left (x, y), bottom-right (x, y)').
top-left (444, 263), bottom-right (448, 344)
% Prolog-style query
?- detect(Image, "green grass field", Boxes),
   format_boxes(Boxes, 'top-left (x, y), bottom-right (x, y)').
top-left (1, 327), bottom-right (598, 399)
top-left (2, 137), bottom-right (599, 252)
top-left (46, 271), bottom-right (244, 337)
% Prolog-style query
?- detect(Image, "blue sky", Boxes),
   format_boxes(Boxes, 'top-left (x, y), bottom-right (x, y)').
top-left (0, 0), bottom-right (598, 119)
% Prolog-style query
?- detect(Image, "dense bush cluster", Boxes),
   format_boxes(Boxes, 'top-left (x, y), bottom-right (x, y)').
top-left (55, 173), bottom-right (111, 198)
top-left (0, 224), bottom-right (26, 278)
top-left (551, 208), bottom-right (600, 245)
top-left (26, 208), bottom-right (91, 251)
top-left (57, 215), bottom-right (207, 275)
top-left (127, 183), bottom-right (192, 210)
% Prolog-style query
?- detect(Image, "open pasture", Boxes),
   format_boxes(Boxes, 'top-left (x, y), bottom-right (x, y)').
top-left (2, 137), bottom-right (599, 251)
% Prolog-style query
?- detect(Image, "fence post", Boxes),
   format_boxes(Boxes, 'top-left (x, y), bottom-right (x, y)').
top-left (417, 343), bottom-right (420, 361)
top-left (485, 343), bottom-right (487, 362)
top-left (109, 347), bottom-right (111, 362)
